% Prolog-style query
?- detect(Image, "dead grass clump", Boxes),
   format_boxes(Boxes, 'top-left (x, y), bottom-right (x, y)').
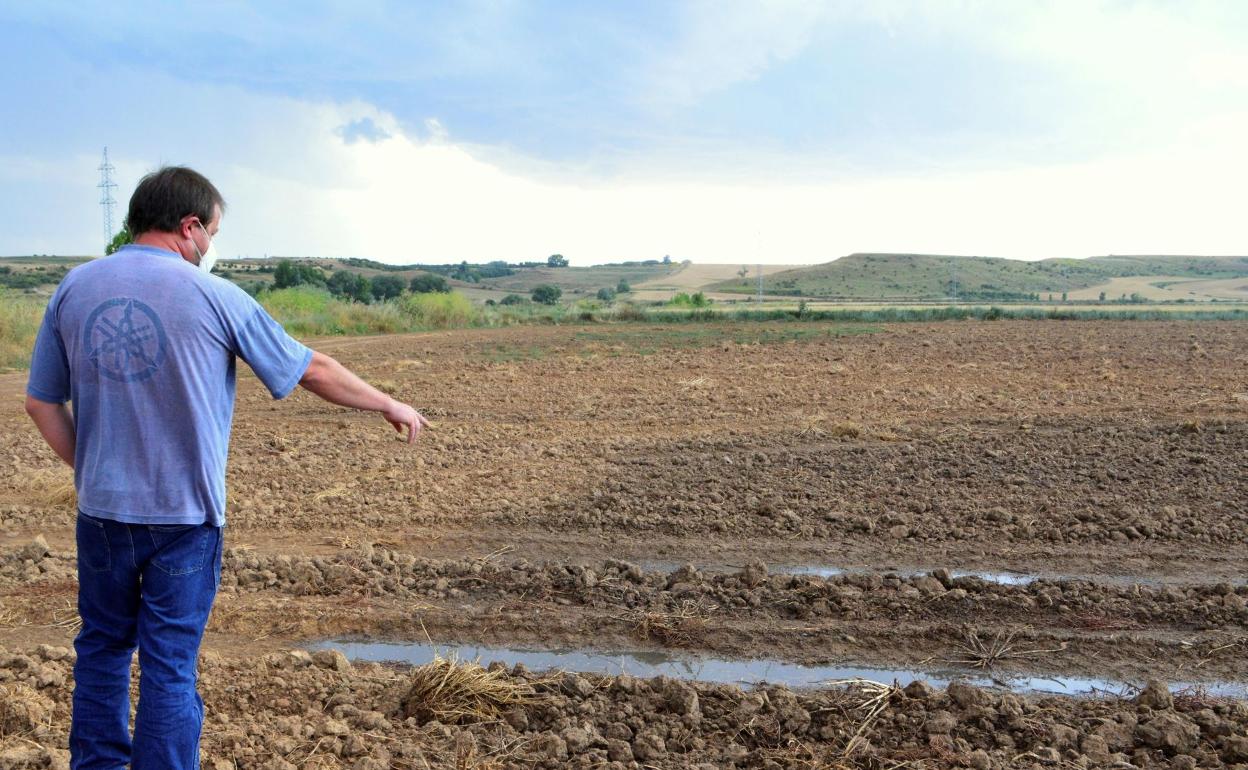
top-left (17, 468), bottom-right (75, 507)
top-left (827, 422), bottom-right (863, 439)
top-left (826, 679), bottom-right (904, 758)
top-left (400, 653), bottom-right (542, 725)
top-left (48, 600), bottom-right (81, 634)
top-left (795, 411), bottom-right (827, 437)
top-left (948, 629), bottom-right (1066, 670)
top-left (0, 683), bottom-right (53, 737)
top-left (1172, 684), bottom-right (1235, 712)
top-left (627, 599), bottom-right (717, 647)
top-left (44, 482), bottom-right (76, 506)
top-left (374, 380), bottom-right (401, 395)
top-left (0, 603), bottom-right (29, 627)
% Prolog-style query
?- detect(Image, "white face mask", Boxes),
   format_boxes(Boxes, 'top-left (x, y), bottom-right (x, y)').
top-left (191, 221), bottom-right (219, 274)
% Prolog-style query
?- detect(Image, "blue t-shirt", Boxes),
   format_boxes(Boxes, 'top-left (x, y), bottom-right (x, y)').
top-left (26, 244), bottom-right (313, 526)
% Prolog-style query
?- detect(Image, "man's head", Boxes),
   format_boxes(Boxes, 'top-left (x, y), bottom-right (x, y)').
top-left (125, 166), bottom-right (225, 268)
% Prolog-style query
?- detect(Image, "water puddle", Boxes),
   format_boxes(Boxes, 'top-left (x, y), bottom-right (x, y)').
top-left (637, 560), bottom-right (1041, 586)
top-left (311, 640), bottom-right (1248, 698)
top-left (635, 560), bottom-right (1246, 588)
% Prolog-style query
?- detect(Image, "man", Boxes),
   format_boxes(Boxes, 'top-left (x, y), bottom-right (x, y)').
top-left (24, 166), bottom-right (428, 769)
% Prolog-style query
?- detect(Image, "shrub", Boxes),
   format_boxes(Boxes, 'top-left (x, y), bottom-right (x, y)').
top-left (616, 280), bottom-right (631, 294)
top-left (370, 274), bottom-right (406, 301)
top-left (327, 270), bottom-right (371, 303)
top-left (531, 285), bottom-right (562, 305)
top-left (258, 287), bottom-right (406, 336)
top-left (612, 303), bottom-right (649, 322)
top-left (409, 274), bottom-right (450, 293)
top-left (273, 260), bottom-right (327, 289)
top-left (669, 291), bottom-right (710, 308)
top-left (260, 286), bottom-right (333, 317)
top-left (596, 287), bottom-right (616, 302)
top-left (500, 294), bottom-right (527, 306)
top-left (397, 291), bottom-right (481, 329)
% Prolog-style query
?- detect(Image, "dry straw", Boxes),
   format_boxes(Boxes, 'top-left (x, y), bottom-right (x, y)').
top-left (627, 599), bottom-right (718, 647)
top-left (0, 683), bottom-right (52, 739)
top-left (400, 653), bottom-right (544, 725)
top-left (949, 628), bottom-right (1066, 670)
top-left (19, 468), bottom-right (75, 507)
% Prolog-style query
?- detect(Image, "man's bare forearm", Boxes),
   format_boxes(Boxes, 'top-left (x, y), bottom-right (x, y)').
top-left (298, 351), bottom-right (393, 412)
top-left (298, 351), bottom-right (428, 443)
top-left (24, 397), bottom-right (76, 468)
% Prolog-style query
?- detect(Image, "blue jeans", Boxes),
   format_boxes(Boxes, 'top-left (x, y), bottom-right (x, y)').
top-left (71, 511), bottom-right (223, 770)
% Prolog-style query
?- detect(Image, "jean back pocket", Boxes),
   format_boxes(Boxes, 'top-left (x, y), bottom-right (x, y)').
top-left (148, 523), bottom-right (214, 576)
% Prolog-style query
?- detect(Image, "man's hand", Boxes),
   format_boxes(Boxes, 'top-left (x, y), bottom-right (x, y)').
top-left (383, 399), bottom-right (430, 444)
top-left (300, 351), bottom-right (429, 444)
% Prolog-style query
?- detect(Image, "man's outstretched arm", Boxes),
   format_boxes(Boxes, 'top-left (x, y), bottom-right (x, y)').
top-left (25, 396), bottom-right (76, 468)
top-left (298, 351), bottom-right (429, 443)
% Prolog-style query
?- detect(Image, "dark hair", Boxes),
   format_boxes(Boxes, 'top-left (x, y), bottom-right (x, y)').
top-left (125, 166), bottom-right (225, 235)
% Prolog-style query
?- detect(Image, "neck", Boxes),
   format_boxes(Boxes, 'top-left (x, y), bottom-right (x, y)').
top-left (133, 231), bottom-right (196, 265)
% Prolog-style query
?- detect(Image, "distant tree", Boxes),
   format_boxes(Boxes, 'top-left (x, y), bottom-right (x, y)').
top-left (531, 284), bottom-right (562, 305)
top-left (452, 260), bottom-right (480, 282)
top-left (105, 226), bottom-right (132, 256)
top-left (1061, 292), bottom-right (1068, 302)
top-left (547, 254), bottom-right (568, 267)
top-left (273, 260), bottom-right (297, 288)
top-left (274, 260), bottom-right (325, 289)
top-left (409, 274), bottom-right (450, 293)
top-left (1098, 291), bottom-right (1106, 302)
top-left (370, 274), bottom-right (406, 301)
top-left (662, 254), bottom-right (672, 265)
top-left (616, 279), bottom-right (631, 294)
top-left (500, 294), bottom-right (527, 306)
top-left (736, 266), bottom-right (749, 280)
top-left (596, 287), bottom-right (616, 301)
top-left (327, 270), bottom-right (371, 303)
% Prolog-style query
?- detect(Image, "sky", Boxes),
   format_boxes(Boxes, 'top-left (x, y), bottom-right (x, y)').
top-left (1, 1), bottom-right (1246, 265)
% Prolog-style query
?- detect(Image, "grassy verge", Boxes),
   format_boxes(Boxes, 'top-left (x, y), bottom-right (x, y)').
top-left (0, 290), bottom-right (47, 370)
top-left (639, 305), bottom-right (1248, 323)
top-left (2, 287), bottom-right (1245, 372)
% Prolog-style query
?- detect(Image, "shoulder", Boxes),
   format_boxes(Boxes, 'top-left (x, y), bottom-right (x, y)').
top-left (197, 271), bottom-right (260, 310)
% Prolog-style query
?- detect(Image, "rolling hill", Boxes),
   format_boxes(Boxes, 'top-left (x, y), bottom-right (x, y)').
top-left (708, 253), bottom-right (1248, 301)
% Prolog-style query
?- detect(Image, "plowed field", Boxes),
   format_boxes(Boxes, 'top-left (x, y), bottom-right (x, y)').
top-left (2, 320), bottom-right (1246, 768)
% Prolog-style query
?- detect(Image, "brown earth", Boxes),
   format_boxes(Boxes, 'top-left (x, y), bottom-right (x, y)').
top-left (1, 320), bottom-right (1247, 767)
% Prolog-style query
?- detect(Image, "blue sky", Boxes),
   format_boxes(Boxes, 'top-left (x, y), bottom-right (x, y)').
top-left (1, 1), bottom-right (1246, 263)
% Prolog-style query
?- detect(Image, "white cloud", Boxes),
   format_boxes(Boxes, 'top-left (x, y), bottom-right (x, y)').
top-left (200, 95), bottom-right (1248, 264)
top-left (5, 1), bottom-right (1247, 261)
top-left (638, 0), bottom-right (827, 107)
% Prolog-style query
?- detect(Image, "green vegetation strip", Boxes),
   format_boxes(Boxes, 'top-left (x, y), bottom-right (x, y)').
top-left (0, 290), bottom-right (47, 370)
top-left (2, 286), bottom-right (1245, 372)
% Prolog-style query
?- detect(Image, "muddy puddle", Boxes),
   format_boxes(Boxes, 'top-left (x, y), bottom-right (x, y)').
top-left (636, 560), bottom-right (1246, 588)
top-left (310, 640), bottom-right (1248, 698)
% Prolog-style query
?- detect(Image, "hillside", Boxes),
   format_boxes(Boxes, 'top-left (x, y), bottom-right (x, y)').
top-left (709, 253), bottom-right (1248, 301)
top-left (0, 255), bottom-right (678, 302)
top-left (469, 263), bottom-right (677, 298)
